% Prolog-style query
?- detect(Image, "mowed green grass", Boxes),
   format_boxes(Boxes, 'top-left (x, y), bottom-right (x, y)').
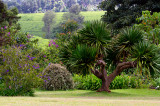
top-left (18, 11), bottom-right (105, 37)
top-left (0, 89), bottom-right (160, 106)
top-left (35, 89), bottom-right (160, 98)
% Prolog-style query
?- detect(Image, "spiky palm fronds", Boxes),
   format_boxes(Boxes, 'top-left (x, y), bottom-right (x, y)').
top-left (78, 20), bottom-right (111, 54)
top-left (59, 35), bottom-right (83, 66)
top-left (132, 41), bottom-right (160, 76)
top-left (59, 44), bottom-right (73, 66)
top-left (105, 45), bottom-right (120, 66)
top-left (118, 27), bottom-right (144, 48)
top-left (116, 27), bottom-right (144, 61)
top-left (69, 44), bottom-right (97, 75)
top-left (59, 36), bottom-right (97, 75)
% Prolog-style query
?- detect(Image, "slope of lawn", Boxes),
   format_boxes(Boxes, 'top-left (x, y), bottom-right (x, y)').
top-left (18, 11), bottom-right (105, 37)
top-left (0, 89), bottom-right (160, 106)
top-left (31, 36), bottom-right (50, 49)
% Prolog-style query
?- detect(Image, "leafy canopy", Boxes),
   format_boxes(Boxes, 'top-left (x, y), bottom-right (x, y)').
top-left (99, 0), bottom-right (160, 32)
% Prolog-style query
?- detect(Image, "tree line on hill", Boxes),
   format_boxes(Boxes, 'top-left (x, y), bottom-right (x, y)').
top-left (2, 0), bottom-right (103, 13)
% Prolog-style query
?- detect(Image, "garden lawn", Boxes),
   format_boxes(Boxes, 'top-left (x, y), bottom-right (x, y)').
top-left (0, 89), bottom-right (160, 106)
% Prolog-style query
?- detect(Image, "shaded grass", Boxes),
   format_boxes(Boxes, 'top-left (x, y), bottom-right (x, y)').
top-left (0, 89), bottom-right (160, 106)
top-left (35, 89), bottom-right (160, 98)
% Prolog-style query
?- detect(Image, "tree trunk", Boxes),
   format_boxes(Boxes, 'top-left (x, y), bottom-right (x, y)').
top-left (96, 77), bottom-right (111, 92)
top-left (92, 61), bottom-right (136, 92)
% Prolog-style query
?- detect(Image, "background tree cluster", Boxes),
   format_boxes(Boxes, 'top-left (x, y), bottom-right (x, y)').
top-left (99, 0), bottom-right (160, 34)
top-left (2, 0), bottom-right (103, 13)
top-left (43, 5), bottom-right (84, 39)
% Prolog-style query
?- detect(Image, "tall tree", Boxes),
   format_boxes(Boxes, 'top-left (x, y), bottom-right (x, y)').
top-left (42, 10), bottom-right (56, 38)
top-left (33, 0), bottom-right (38, 12)
top-left (0, 0), bottom-right (20, 27)
top-left (66, 0), bottom-right (77, 8)
top-left (69, 4), bottom-right (80, 15)
top-left (99, 0), bottom-right (160, 32)
top-left (63, 5), bottom-right (84, 24)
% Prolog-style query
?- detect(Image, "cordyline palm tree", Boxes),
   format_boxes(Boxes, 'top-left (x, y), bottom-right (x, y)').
top-left (59, 21), bottom-right (160, 92)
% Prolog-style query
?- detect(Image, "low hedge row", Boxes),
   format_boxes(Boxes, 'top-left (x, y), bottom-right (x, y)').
top-left (73, 74), bottom-right (147, 90)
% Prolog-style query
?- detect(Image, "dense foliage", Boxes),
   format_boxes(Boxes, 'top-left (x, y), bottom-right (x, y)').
top-left (99, 0), bottom-right (160, 33)
top-left (0, 0), bottom-right (20, 28)
top-left (0, 47), bottom-right (43, 96)
top-left (73, 74), bottom-right (146, 90)
top-left (150, 77), bottom-right (160, 90)
top-left (134, 10), bottom-right (160, 45)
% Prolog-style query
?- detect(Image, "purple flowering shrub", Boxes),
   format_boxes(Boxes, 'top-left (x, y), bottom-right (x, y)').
top-left (46, 40), bottom-right (60, 63)
top-left (48, 40), bottom-right (59, 48)
top-left (0, 26), bottom-right (16, 46)
top-left (14, 32), bottom-right (31, 45)
top-left (32, 40), bottom-right (60, 70)
top-left (0, 47), bottom-right (43, 96)
top-left (14, 32), bottom-right (39, 50)
top-left (0, 25), bottom-right (38, 50)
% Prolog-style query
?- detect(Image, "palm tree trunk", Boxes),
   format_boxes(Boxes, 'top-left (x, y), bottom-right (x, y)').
top-left (91, 61), bottom-right (136, 92)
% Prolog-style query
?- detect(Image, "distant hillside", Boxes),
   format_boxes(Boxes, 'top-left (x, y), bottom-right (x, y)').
top-left (3, 0), bottom-right (103, 13)
top-left (18, 11), bottom-right (105, 37)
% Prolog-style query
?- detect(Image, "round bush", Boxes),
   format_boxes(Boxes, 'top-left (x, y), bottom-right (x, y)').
top-left (42, 63), bottom-right (74, 90)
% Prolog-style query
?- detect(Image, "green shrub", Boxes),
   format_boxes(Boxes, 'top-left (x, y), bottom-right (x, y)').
top-left (61, 19), bottom-right (79, 33)
top-left (73, 74), bottom-right (145, 90)
top-left (156, 78), bottom-right (160, 86)
top-left (73, 74), bottom-right (101, 90)
top-left (110, 75), bottom-right (143, 89)
top-left (134, 11), bottom-right (160, 45)
top-left (14, 32), bottom-right (30, 45)
top-left (42, 63), bottom-right (74, 90)
top-left (0, 47), bottom-right (43, 96)
top-left (149, 78), bottom-right (160, 90)
top-left (0, 77), bottom-right (5, 91)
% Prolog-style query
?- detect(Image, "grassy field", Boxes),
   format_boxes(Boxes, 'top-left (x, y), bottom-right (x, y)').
top-left (0, 89), bottom-right (160, 106)
top-left (18, 11), bottom-right (105, 37)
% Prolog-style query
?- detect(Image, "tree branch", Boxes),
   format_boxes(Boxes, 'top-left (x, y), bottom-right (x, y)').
top-left (108, 61), bottom-right (137, 82)
top-left (91, 68), bottom-right (103, 79)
